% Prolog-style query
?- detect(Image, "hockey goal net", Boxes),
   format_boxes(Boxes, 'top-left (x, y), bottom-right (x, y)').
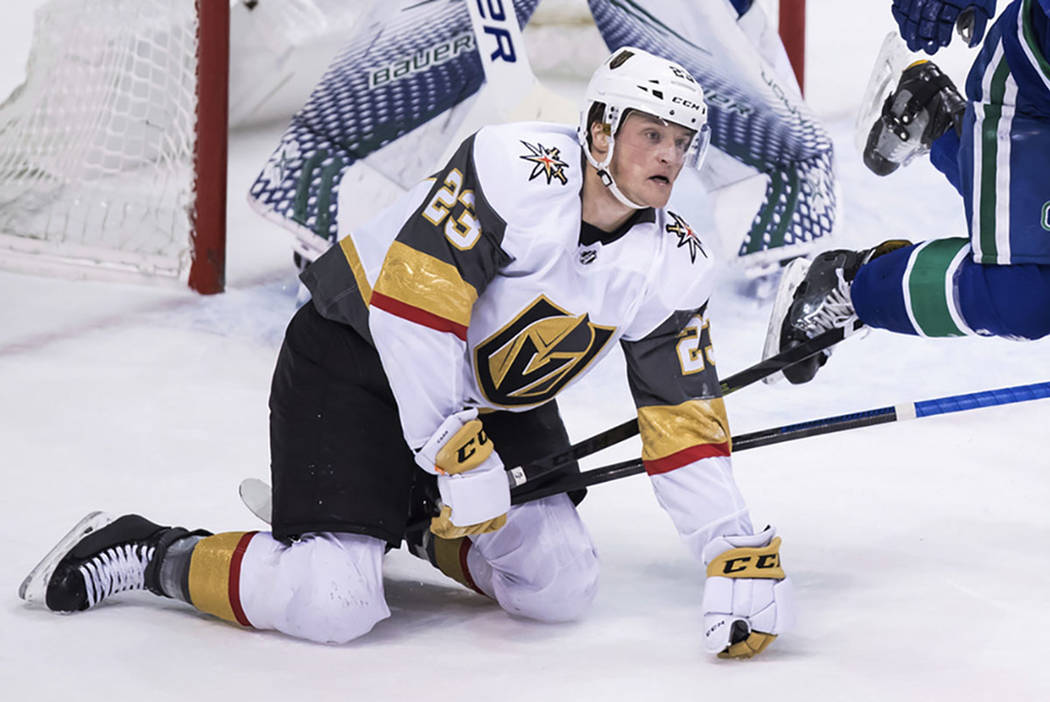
top-left (0, 0), bottom-right (228, 293)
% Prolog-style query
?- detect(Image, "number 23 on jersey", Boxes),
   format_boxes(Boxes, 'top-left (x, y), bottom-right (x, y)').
top-left (422, 168), bottom-right (481, 250)
top-left (676, 315), bottom-right (714, 375)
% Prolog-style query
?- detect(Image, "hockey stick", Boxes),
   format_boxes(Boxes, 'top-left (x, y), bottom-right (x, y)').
top-left (238, 322), bottom-right (859, 524)
top-left (508, 380), bottom-right (1050, 504)
top-left (504, 319), bottom-right (863, 488)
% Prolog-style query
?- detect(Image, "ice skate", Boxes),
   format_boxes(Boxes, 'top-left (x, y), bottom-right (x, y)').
top-left (762, 250), bottom-right (864, 384)
top-left (19, 512), bottom-right (202, 612)
top-left (763, 241), bottom-right (911, 384)
top-left (862, 57), bottom-right (965, 176)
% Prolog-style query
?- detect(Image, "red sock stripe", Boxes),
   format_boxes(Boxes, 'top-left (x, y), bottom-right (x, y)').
top-left (370, 291), bottom-right (468, 341)
top-left (458, 538), bottom-right (488, 598)
top-left (644, 441), bottom-right (731, 475)
top-left (227, 531), bottom-right (258, 627)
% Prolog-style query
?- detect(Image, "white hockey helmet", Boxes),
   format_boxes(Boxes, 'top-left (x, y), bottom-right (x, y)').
top-left (578, 46), bottom-right (711, 209)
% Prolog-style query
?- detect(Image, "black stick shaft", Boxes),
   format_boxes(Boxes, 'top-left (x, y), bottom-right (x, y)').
top-left (506, 322), bottom-right (859, 489)
top-left (511, 408), bottom-right (897, 504)
top-left (512, 379), bottom-right (1050, 503)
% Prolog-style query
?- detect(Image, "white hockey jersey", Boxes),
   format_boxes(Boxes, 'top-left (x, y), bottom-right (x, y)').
top-left (302, 122), bottom-right (753, 555)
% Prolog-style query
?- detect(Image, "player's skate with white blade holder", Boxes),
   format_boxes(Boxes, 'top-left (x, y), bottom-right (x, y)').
top-left (763, 241), bottom-right (911, 384)
top-left (19, 512), bottom-right (209, 612)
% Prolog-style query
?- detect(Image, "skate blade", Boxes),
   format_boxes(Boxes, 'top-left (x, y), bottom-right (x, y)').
top-left (854, 32), bottom-right (915, 157)
top-left (761, 257), bottom-right (812, 385)
top-left (19, 511), bottom-right (112, 604)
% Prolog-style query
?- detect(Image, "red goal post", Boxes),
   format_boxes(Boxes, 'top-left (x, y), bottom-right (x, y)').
top-left (778, 0), bottom-right (806, 93)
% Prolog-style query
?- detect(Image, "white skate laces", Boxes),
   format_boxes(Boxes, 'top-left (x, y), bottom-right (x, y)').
top-left (796, 269), bottom-right (857, 339)
top-left (80, 544), bottom-right (155, 607)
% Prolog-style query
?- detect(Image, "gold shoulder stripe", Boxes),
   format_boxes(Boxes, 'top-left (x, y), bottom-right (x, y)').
top-left (339, 236), bottom-right (372, 304)
top-left (373, 241), bottom-right (478, 328)
top-left (637, 398), bottom-right (730, 462)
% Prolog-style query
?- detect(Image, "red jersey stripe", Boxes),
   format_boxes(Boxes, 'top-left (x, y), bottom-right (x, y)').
top-left (371, 291), bottom-right (469, 341)
top-left (644, 442), bottom-right (731, 475)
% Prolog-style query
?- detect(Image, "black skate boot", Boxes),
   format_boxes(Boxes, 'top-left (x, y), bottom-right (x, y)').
top-left (763, 241), bottom-right (911, 384)
top-left (864, 59), bottom-right (965, 176)
top-left (19, 512), bottom-right (209, 612)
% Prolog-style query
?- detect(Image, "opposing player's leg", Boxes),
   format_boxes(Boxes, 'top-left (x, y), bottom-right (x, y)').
top-left (768, 2), bottom-right (1050, 382)
top-left (851, 239), bottom-right (1050, 339)
top-left (957, 1), bottom-right (1050, 268)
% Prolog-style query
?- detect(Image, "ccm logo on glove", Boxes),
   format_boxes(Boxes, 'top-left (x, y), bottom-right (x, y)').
top-left (706, 537), bottom-right (785, 579)
top-left (435, 420), bottom-right (492, 474)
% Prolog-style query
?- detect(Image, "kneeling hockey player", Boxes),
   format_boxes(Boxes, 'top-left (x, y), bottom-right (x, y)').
top-left (20, 48), bottom-right (793, 659)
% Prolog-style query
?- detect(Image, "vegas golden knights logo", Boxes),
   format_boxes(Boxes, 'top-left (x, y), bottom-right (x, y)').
top-left (476, 296), bottom-right (615, 406)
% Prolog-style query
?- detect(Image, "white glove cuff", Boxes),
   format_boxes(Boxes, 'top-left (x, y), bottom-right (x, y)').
top-left (437, 452), bottom-right (509, 526)
top-left (702, 525), bottom-right (777, 565)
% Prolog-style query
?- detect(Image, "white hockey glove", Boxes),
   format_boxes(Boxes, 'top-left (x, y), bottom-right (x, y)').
top-left (701, 526), bottom-right (795, 659)
top-left (415, 409), bottom-right (510, 539)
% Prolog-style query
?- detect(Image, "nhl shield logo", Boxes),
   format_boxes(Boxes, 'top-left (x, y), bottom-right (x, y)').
top-left (475, 296), bottom-right (615, 406)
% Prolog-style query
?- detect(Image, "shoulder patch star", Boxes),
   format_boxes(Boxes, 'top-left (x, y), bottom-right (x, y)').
top-left (666, 211), bottom-right (707, 263)
top-left (519, 140), bottom-right (569, 185)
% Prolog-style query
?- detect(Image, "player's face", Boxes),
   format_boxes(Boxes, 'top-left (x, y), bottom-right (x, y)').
top-left (609, 112), bottom-right (694, 208)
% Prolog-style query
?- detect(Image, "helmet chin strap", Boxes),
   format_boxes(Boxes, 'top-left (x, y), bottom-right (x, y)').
top-left (585, 138), bottom-right (648, 211)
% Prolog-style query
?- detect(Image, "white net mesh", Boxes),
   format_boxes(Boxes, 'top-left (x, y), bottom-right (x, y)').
top-left (0, 0), bottom-right (199, 280)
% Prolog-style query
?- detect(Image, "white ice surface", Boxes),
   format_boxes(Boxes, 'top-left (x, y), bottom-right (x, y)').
top-left (2, 2), bottom-right (1049, 701)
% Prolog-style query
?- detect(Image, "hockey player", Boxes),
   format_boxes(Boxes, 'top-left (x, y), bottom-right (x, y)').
top-left (20, 48), bottom-right (793, 658)
top-left (765, 0), bottom-right (1050, 384)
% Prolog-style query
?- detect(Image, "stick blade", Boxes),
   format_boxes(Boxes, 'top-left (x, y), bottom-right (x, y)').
top-left (238, 478), bottom-right (272, 525)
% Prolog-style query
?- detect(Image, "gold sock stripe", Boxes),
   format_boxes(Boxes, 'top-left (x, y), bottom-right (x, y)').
top-left (706, 537), bottom-right (785, 579)
top-left (432, 535), bottom-right (487, 596)
top-left (188, 531), bottom-right (258, 626)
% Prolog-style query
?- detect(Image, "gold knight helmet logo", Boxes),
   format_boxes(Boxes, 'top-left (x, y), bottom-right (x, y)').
top-left (475, 296), bottom-right (615, 406)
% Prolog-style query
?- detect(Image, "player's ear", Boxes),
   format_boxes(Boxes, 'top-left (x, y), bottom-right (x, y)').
top-left (589, 121), bottom-right (610, 158)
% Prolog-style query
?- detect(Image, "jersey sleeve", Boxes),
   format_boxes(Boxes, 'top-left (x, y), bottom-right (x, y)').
top-left (620, 304), bottom-right (754, 561)
top-left (368, 132), bottom-right (510, 448)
